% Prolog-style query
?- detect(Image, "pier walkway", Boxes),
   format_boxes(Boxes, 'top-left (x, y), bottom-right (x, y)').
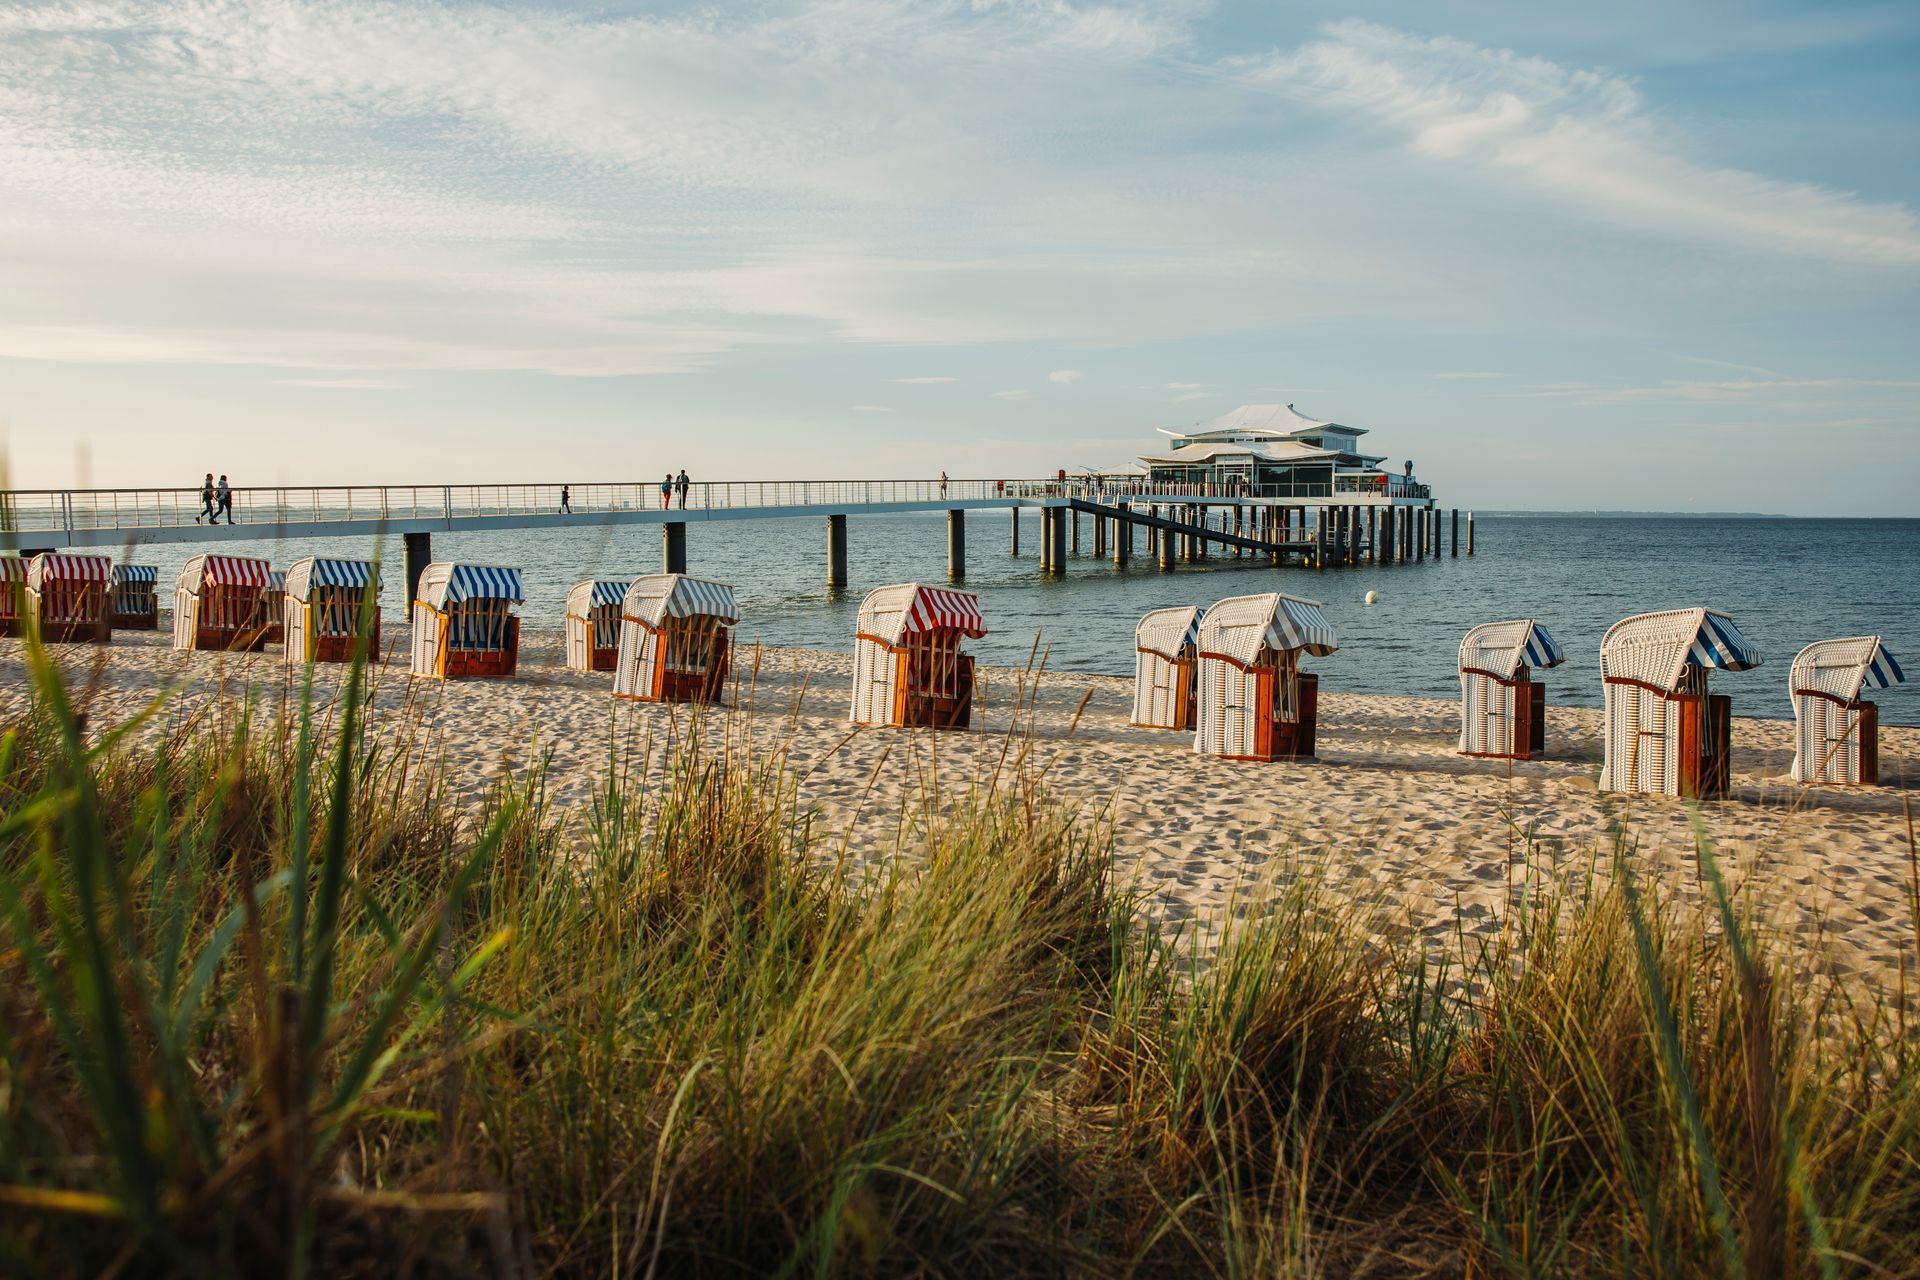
top-left (1, 478), bottom-right (1466, 596)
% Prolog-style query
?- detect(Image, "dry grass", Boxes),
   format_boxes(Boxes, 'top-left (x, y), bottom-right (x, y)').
top-left (3, 631), bottom-right (1918, 1277)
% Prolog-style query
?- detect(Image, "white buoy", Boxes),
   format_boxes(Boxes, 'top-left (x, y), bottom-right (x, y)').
top-left (1364, 590), bottom-right (1378, 605)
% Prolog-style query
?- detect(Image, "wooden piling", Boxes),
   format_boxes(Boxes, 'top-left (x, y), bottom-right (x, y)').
top-left (403, 531), bottom-right (432, 606)
top-left (664, 521), bottom-right (688, 575)
top-left (947, 509), bottom-right (966, 580)
top-left (826, 514), bottom-right (847, 588)
top-left (1115, 503), bottom-right (1130, 566)
top-left (1010, 507), bottom-right (1020, 556)
top-left (1450, 507), bottom-right (1458, 557)
top-left (1467, 511), bottom-right (1475, 556)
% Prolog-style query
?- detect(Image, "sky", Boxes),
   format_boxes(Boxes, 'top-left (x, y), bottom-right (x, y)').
top-left (1, 0), bottom-right (1916, 514)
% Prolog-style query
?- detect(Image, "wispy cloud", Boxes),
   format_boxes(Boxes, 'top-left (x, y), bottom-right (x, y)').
top-left (0, 0), bottom-right (1913, 405)
top-left (1517, 375), bottom-right (1920, 405)
top-left (1432, 371), bottom-right (1506, 380)
top-left (1240, 20), bottom-right (1920, 266)
top-left (1048, 368), bottom-right (1081, 384)
top-left (991, 389), bottom-right (1031, 401)
top-left (278, 377), bottom-right (403, 390)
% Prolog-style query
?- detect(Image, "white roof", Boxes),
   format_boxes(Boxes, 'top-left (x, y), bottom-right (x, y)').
top-left (1197, 592), bottom-right (1338, 666)
top-left (1791, 636), bottom-right (1904, 702)
top-left (1138, 439), bottom-right (1354, 466)
top-left (621, 574), bottom-right (738, 627)
top-left (1179, 403), bottom-right (1364, 440)
top-left (1135, 605), bottom-right (1204, 661)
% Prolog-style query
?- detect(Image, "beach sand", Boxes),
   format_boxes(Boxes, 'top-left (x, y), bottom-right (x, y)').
top-left (8, 626), bottom-right (1917, 995)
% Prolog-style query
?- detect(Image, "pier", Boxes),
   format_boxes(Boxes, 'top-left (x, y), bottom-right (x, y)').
top-left (0, 478), bottom-right (1468, 600)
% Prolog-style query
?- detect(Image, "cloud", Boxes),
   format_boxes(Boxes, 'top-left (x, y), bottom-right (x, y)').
top-left (1516, 375), bottom-right (1920, 406)
top-left (1048, 368), bottom-right (1081, 384)
top-left (278, 377), bottom-right (402, 390)
top-left (1432, 371), bottom-right (1505, 380)
top-left (991, 389), bottom-right (1031, 400)
top-left (0, 0), bottom-right (1913, 393)
top-left (1239, 20), bottom-right (1920, 265)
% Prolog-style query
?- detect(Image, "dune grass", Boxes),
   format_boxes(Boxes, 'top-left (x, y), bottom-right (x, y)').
top-left (2, 629), bottom-right (1918, 1277)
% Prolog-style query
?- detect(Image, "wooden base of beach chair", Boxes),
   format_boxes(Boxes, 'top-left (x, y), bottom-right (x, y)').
top-left (1678, 692), bottom-right (1732, 800)
top-left (898, 654), bottom-right (974, 730)
top-left (312, 624), bottom-right (380, 664)
top-left (443, 618), bottom-right (520, 679)
top-left (112, 609), bottom-right (159, 631)
top-left (35, 618), bottom-right (112, 644)
top-left (195, 625), bottom-right (273, 653)
top-left (1461, 680), bottom-right (1547, 760)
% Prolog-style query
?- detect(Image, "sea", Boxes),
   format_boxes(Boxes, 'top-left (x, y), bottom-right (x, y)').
top-left (109, 513), bottom-right (1920, 726)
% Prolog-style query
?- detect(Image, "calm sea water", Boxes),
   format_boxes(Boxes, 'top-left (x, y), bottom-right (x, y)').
top-left (118, 513), bottom-right (1920, 726)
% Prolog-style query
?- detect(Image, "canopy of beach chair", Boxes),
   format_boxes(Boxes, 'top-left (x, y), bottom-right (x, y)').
top-left (27, 553), bottom-right (111, 588)
top-left (283, 557), bottom-right (379, 601)
top-left (1135, 605), bottom-right (1204, 661)
top-left (416, 562), bottom-right (524, 609)
top-left (621, 574), bottom-right (739, 629)
top-left (856, 583), bottom-right (986, 647)
top-left (1197, 592), bottom-right (1338, 666)
top-left (567, 578), bottom-right (634, 616)
top-left (1600, 607), bottom-right (1760, 694)
top-left (1458, 619), bottom-right (1565, 680)
top-left (178, 554), bottom-right (272, 596)
top-left (110, 564), bottom-right (159, 585)
top-left (1791, 635), bottom-right (1905, 703)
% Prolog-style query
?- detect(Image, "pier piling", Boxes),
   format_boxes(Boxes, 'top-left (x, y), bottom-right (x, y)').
top-left (827, 514), bottom-right (848, 588)
top-left (404, 531), bottom-right (432, 605)
top-left (1051, 506), bottom-right (1068, 571)
top-left (1010, 508), bottom-right (1019, 557)
top-left (947, 509), bottom-right (966, 580)
top-left (1451, 508), bottom-right (1459, 557)
top-left (1467, 511), bottom-right (1475, 556)
top-left (664, 521), bottom-right (687, 575)
top-left (1069, 510), bottom-right (1081, 557)
top-left (1115, 503), bottom-right (1130, 566)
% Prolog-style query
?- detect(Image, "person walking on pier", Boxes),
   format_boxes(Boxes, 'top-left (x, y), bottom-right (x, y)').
top-left (560, 483), bottom-right (572, 514)
top-left (940, 470), bottom-right (948, 498)
top-left (215, 475), bottom-right (233, 524)
top-left (674, 468), bottom-right (690, 509)
top-left (196, 473), bottom-right (215, 524)
top-left (660, 473), bottom-right (673, 510)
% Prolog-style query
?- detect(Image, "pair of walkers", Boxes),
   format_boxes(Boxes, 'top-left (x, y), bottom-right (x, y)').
top-left (659, 469), bottom-right (690, 509)
top-left (195, 474), bottom-right (234, 524)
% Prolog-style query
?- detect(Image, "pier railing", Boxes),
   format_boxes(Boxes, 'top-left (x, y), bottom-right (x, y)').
top-left (0, 479), bottom-right (1053, 538)
top-left (0, 474), bottom-right (1438, 542)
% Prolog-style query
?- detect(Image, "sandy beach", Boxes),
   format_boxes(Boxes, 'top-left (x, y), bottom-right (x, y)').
top-left (9, 625), bottom-right (1917, 995)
